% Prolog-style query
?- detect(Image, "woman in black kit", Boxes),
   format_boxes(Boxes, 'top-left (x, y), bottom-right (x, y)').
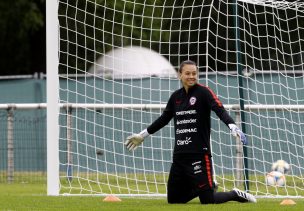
top-left (125, 60), bottom-right (256, 204)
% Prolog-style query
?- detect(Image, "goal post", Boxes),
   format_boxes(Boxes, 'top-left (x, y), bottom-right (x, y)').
top-left (47, 0), bottom-right (304, 197)
top-left (46, 0), bottom-right (60, 195)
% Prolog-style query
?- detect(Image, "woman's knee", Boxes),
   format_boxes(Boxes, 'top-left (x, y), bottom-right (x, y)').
top-left (199, 190), bottom-right (215, 204)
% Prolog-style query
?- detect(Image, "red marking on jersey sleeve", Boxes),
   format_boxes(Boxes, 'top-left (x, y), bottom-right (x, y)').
top-left (198, 84), bottom-right (223, 107)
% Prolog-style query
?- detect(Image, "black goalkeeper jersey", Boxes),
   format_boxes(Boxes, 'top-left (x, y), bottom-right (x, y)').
top-left (147, 83), bottom-right (235, 156)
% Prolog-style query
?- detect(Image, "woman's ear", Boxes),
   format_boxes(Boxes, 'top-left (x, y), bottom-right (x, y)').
top-left (178, 72), bottom-right (182, 80)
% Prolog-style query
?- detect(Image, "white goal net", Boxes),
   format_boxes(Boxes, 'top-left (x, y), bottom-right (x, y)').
top-left (47, 0), bottom-right (304, 197)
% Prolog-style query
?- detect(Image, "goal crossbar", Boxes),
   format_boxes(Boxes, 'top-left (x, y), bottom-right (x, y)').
top-left (2, 103), bottom-right (304, 111)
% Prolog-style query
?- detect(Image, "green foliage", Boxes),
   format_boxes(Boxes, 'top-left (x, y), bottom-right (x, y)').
top-left (0, 0), bottom-right (45, 75)
top-left (58, 0), bottom-right (174, 74)
top-left (0, 0), bottom-right (302, 75)
top-left (58, 0), bottom-right (304, 75)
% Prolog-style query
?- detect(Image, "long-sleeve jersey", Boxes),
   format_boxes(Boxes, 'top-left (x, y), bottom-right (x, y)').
top-left (147, 83), bottom-right (235, 156)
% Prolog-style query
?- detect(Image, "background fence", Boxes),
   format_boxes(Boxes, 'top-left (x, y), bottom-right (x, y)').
top-left (0, 75), bottom-right (303, 183)
top-left (0, 108), bottom-right (46, 183)
top-left (1, 104), bottom-right (304, 184)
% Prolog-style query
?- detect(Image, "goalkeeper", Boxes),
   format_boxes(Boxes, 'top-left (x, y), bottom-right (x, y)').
top-left (125, 60), bottom-right (256, 204)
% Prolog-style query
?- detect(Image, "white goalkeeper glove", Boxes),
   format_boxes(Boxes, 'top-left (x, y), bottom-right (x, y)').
top-left (228, 124), bottom-right (247, 145)
top-left (125, 129), bottom-right (150, 151)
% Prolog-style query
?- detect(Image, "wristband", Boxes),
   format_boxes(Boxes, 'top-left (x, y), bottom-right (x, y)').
top-left (139, 129), bottom-right (150, 138)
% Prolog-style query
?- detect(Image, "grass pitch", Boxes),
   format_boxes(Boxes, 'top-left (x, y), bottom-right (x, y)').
top-left (0, 183), bottom-right (303, 211)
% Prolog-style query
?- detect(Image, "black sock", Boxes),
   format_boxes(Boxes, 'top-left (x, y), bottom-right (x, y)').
top-left (213, 191), bottom-right (237, 204)
top-left (199, 190), bottom-right (241, 204)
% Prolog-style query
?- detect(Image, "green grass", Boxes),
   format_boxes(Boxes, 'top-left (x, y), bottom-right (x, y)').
top-left (0, 183), bottom-right (303, 211)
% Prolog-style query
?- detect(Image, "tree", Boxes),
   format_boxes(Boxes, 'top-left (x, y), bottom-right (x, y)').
top-left (0, 0), bottom-right (46, 75)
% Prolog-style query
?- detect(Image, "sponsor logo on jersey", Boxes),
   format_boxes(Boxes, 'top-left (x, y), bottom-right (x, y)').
top-left (176, 128), bottom-right (197, 134)
top-left (176, 118), bottom-right (197, 125)
top-left (199, 183), bottom-right (206, 188)
top-left (192, 161), bottom-right (202, 174)
top-left (193, 164), bottom-right (202, 174)
top-left (194, 164), bottom-right (201, 171)
top-left (177, 137), bottom-right (192, 145)
top-left (176, 110), bottom-right (196, 116)
top-left (189, 96), bottom-right (196, 105)
top-left (192, 161), bottom-right (202, 165)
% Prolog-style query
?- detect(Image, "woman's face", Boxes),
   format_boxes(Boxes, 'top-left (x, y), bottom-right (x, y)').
top-left (179, 64), bottom-right (198, 89)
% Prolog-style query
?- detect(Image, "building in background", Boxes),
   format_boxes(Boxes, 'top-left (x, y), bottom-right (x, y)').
top-left (89, 46), bottom-right (177, 79)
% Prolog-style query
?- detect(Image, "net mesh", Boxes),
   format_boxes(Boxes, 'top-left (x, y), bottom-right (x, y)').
top-left (58, 0), bottom-right (304, 197)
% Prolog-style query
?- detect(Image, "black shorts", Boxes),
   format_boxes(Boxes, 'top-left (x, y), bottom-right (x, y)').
top-left (167, 154), bottom-right (213, 203)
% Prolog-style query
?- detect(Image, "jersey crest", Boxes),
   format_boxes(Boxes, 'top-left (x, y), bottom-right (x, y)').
top-left (189, 96), bottom-right (197, 105)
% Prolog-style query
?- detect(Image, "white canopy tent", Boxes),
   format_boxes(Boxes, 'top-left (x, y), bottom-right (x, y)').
top-left (89, 46), bottom-right (177, 79)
